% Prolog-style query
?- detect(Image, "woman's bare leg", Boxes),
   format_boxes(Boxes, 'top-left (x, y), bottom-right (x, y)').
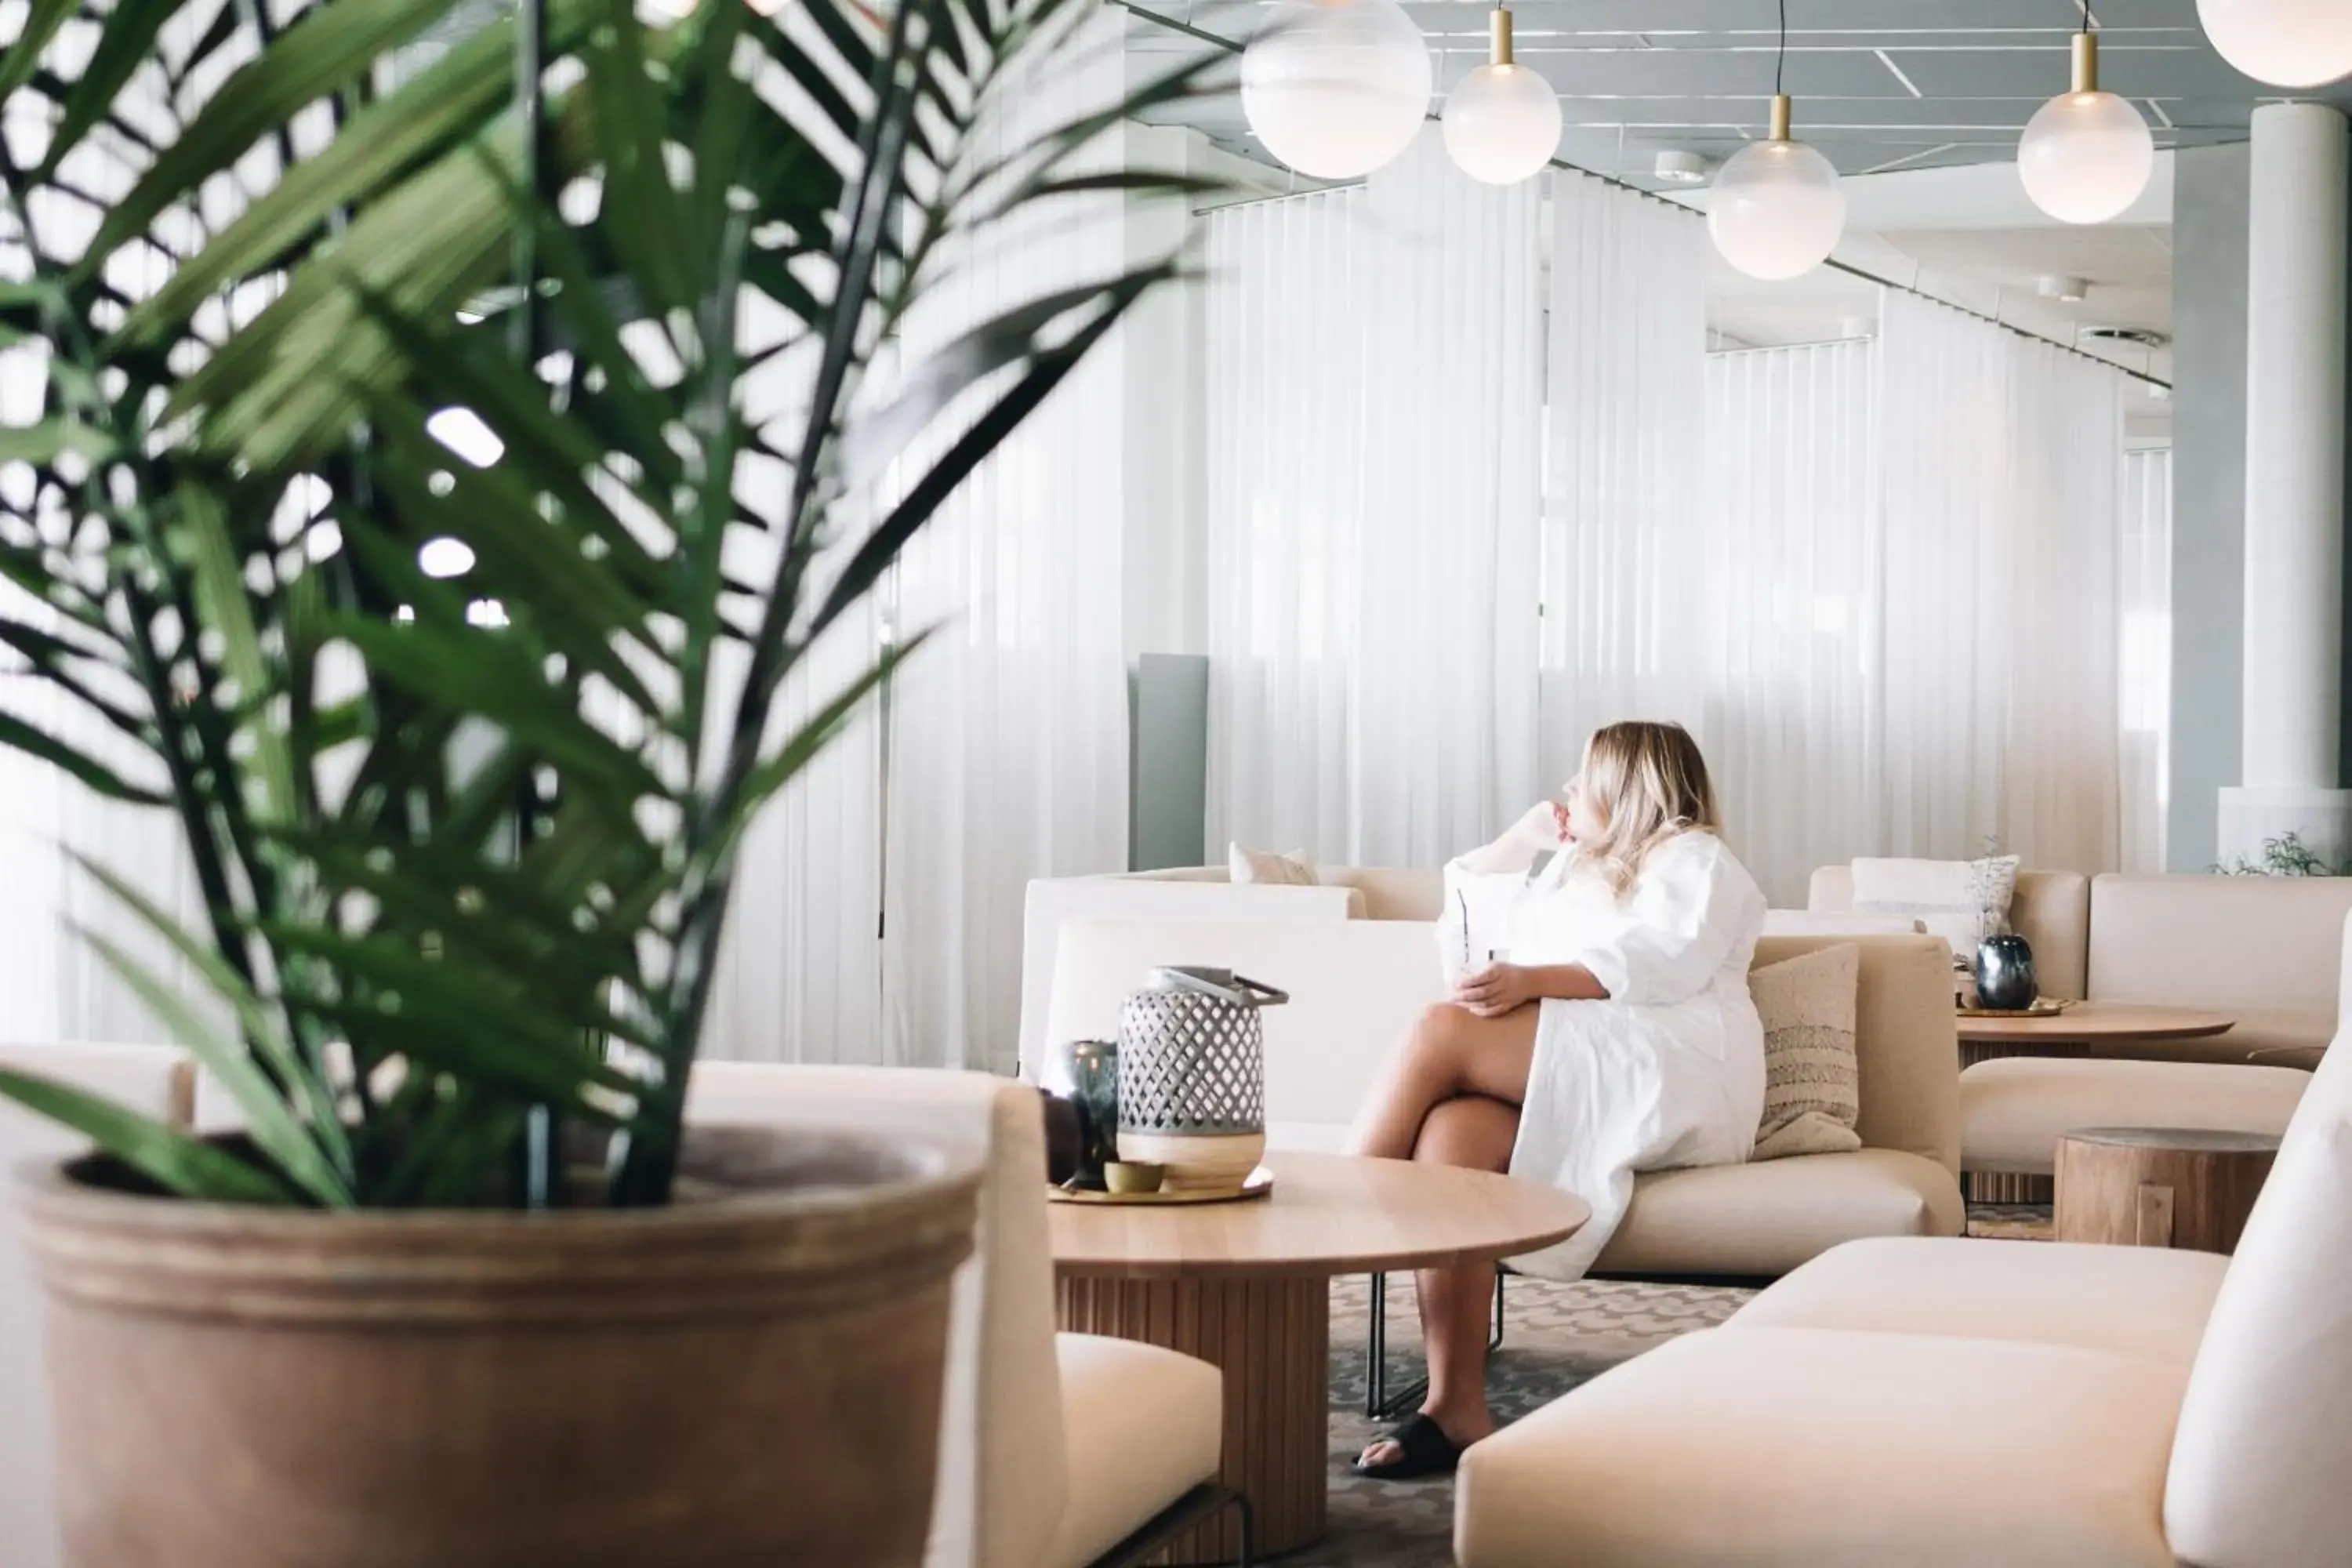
top-left (1346, 1001), bottom-right (1541, 1160)
top-left (1357, 1091), bottom-right (1526, 1468)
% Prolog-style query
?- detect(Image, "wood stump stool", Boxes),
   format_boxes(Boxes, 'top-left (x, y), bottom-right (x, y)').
top-left (2054, 1127), bottom-right (2280, 1254)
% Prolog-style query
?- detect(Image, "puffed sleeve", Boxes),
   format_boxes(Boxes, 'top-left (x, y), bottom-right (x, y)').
top-left (1571, 835), bottom-right (1766, 1007)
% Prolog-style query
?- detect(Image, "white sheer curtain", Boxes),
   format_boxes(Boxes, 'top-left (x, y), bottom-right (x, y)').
top-left (879, 24), bottom-right (1134, 1074)
top-left (1199, 184), bottom-right (2138, 898)
top-left (1877, 290), bottom-right (2123, 874)
top-left (1537, 171), bottom-right (1711, 790)
top-left (2119, 448), bottom-right (2174, 873)
top-left (1700, 340), bottom-right (1882, 903)
top-left (0, 19), bottom-right (229, 1046)
top-left (1355, 129), bottom-right (1544, 866)
top-left (706, 5), bottom-right (1133, 1074)
top-left (1203, 128), bottom-right (1544, 868)
top-left (1202, 187), bottom-right (1367, 865)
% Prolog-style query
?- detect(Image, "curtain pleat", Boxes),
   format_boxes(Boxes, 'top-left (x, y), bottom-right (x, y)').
top-left (2119, 448), bottom-right (2174, 873)
top-left (1203, 126), bottom-right (1544, 869)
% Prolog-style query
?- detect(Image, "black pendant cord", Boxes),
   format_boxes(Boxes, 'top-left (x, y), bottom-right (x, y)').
top-left (1775, 0), bottom-right (1786, 95)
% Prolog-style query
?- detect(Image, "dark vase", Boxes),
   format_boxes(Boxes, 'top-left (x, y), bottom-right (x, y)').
top-left (1974, 934), bottom-right (2038, 1011)
top-left (1038, 1091), bottom-right (1083, 1185)
top-left (1039, 1039), bottom-right (1121, 1189)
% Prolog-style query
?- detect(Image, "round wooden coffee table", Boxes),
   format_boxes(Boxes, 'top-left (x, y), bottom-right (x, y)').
top-left (1957, 1001), bottom-right (2235, 1069)
top-left (1050, 1150), bottom-right (1587, 1563)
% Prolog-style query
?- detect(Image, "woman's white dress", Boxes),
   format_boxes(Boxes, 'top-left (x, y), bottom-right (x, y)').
top-left (1437, 830), bottom-right (1768, 1280)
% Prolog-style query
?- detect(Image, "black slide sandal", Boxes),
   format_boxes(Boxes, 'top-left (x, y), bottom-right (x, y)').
top-left (1352, 1414), bottom-right (1465, 1480)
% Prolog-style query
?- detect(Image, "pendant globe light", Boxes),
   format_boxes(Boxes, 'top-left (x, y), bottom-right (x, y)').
top-left (1708, 2), bottom-right (1845, 281)
top-left (2198, 0), bottom-right (2352, 90)
top-left (1443, 6), bottom-right (1562, 185)
top-left (2019, 24), bottom-right (2154, 224)
top-left (1242, 0), bottom-right (1434, 180)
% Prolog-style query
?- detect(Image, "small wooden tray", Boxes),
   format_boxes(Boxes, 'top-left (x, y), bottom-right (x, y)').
top-left (1047, 1166), bottom-right (1275, 1207)
top-left (1958, 996), bottom-right (2071, 1018)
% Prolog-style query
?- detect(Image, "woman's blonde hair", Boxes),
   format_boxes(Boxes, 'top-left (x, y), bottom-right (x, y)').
top-left (1573, 720), bottom-right (1722, 898)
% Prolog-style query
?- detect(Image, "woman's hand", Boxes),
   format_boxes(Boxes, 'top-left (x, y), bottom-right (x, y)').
top-left (1454, 962), bottom-right (1537, 1018)
top-left (1509, 800), bottom-right (1573, 850)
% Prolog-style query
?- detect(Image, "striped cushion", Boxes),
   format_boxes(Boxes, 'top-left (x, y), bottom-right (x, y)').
top-left (1749, 943), bottom-right (1863, 1160)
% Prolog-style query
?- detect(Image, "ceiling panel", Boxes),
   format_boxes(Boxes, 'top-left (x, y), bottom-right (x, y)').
top-left (1127, 0), bottom-right (2350, 182)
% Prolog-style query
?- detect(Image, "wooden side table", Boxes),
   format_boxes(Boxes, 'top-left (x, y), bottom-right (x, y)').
top-left (1050, 1151), bottom-right (1587, 1564)
top-left (2054, 1127), bottom-right (2280, 1254)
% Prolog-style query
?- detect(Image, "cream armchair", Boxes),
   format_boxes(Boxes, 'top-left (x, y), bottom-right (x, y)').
top-left (686, 1063), bottom-right (1247, 1568)
top-left (0, 1041), bottom-right (195, 1568)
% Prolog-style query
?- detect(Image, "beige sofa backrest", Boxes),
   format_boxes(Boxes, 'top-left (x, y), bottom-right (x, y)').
top-left (2162, 926), bottom-right (2352, 1567)
top-left (2089, 873), bottom-right (2352, 1018)
top-left (0, 1041), bottom-right (194, 1568)
top-left (1323, 867), bottom-right (1445, 922)
top-left (1754, 935), bottom-right (1960, 1176)
top-left (687, 1065), bottom-right (1064, 1568)
top-left (1120, 864), bottom-right (1445, 921)
top-left (1046, 916), bottom-right (1449, 1149)
top-left (1019, 874), bottom-right (1363, 1077)
top-left (1809, 865), bottom-right (2092, 1000)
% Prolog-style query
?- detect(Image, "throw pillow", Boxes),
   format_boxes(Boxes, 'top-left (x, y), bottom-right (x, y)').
top-left (1849, 855), bottom-right (2020, 964)
top-left (1748, 943), bottom-right (1864, 1161)
top-left (1229, 843), bottom-right (1317, 887)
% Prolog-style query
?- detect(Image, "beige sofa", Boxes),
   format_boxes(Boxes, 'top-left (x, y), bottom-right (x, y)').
top-left (1047, 924), bottom-right (1963, 1278)
top-left (1455, 1004), bottom-right (2352, 1568)
top-left (1812, 865), bottom-right (2352, 1067)
top-left (1018, 865), bottom-right (1440, 1076)
top-left (2085, 873), bottom-right (2352, 1068)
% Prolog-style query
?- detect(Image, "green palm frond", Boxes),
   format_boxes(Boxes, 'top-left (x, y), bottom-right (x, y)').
top-left (0, 0), bottom-right (1229, 1207)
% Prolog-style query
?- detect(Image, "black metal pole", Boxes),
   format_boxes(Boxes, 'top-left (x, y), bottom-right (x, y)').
top-left (512, 0), bottom-right (557, 1211)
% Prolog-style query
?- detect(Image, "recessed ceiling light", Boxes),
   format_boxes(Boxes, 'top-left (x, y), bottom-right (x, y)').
top-left (1653, 150), bottom-right (1711, 185)
top-left (2037, 274), bottom-right (2091, 303)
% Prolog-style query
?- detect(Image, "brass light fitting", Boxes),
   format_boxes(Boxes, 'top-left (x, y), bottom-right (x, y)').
top-left (2073, 29), bottom-right (2100, 96)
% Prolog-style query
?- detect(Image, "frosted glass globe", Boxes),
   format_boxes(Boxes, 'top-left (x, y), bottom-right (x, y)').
top-left (1708, 139), bottom-right (1846, 281)
top-left (2019, 90), bottom-right (2155, 224)
top-left (1242, 0), bottom-right (1433, 180)
top-left (2198, 0), bottom-right (2352, 89)
top-left (1442, 62), bottom-right (1561, 185)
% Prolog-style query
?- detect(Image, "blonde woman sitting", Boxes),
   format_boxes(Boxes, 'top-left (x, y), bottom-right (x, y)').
top-left (1350, 720), bottom-right (1768, 1479)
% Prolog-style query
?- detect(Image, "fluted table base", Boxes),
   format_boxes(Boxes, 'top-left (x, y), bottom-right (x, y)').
top-left (1058, 1275), bottom-right (1328, 1563)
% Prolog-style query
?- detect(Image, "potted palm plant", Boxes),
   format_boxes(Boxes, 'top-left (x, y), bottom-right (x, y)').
top-left (0, 0), bottom-right (1219, 1563)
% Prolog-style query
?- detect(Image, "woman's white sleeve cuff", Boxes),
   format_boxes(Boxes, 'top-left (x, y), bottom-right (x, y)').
top-left (1575, 945), bottom-right (1632, 1003)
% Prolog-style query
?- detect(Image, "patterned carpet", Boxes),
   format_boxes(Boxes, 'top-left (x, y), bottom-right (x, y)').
top-left (1284, 1275), bottom-right (1753, 1568)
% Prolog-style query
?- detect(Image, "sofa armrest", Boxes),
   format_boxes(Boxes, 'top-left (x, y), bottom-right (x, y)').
top-left (1018, 877), bottom-right (1361, 1076)
top-left (684, 1065), bottom-right (1068, 1568)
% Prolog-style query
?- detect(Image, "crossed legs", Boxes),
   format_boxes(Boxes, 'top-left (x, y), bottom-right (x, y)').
top-left (1346, 1003), bottom-right (1540, 1466)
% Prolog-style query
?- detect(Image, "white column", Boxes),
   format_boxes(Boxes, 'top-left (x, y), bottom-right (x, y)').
top-left (2219, 103), bottom-right (2352, 867)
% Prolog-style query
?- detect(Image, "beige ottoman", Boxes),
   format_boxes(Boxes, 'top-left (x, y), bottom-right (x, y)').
top-left (1961, 1058), bottom-right (2308, 1205)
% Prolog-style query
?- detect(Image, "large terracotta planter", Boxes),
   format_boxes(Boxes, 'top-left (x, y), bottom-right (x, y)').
top-left (16, 1124), bottom-right (979, 1568)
